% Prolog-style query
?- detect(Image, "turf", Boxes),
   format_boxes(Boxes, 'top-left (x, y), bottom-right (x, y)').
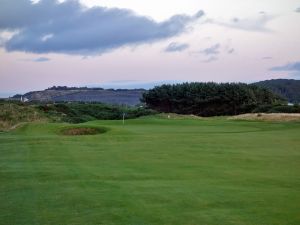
top-left (0, 117), bottom-right (300, 225)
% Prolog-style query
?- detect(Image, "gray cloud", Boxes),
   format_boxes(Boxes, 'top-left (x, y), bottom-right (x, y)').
top-left (0, 0), bottom-right (204, 55)
top-left (0, 37), bottom-right (4, 47)
top-left (227, 48), bottom-right (234, 54)
top-left (201, 44), bottom-right (221, 55)
top-left (212, 13), bottom-right (274, 32)
top-left (296, 7), bottom-right (300, 13)
top-left (270, 62), bottom-right (300, 71)
top-left (33, 57), bottom-right (51, 62)
top-left (165, 42), bottom-right (189, 52)
top-left (262, 56), bottom-right (272, 60)
top-left (202, 56), bottom-right (218, 63)
top-left (19, 56), bottom-right (51, 62)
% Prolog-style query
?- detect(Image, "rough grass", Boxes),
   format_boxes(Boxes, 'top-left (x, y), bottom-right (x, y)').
top-left (0, 117), bottom-right (300, 225)
top-left (147, 113), bottom-right (204, 120)
top-left (230, 113), bottom-right (300, 121)
top-left (0, 102), bottom-right (47, 131)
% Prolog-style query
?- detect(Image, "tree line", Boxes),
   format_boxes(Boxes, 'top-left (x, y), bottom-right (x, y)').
top-left (142, 82), bottom-right (284, 116)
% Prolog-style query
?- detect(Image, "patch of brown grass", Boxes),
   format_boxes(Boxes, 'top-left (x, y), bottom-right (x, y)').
top-left (61, 127), bottom-right (106, 136)
top-left (156, 113), bottom-right (203, 120)
top-left (229, 113), bottom-right (300, 122)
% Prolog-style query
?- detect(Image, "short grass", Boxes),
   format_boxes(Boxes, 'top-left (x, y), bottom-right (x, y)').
top-left (0, 117), bottom-right (300, 225)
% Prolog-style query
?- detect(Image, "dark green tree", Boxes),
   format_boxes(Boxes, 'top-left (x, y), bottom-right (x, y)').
top-left (142, 82), bottom-right (284, 116)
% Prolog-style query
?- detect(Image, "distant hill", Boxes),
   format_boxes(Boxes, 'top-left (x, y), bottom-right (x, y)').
top-left (253, 79), bottom-right (300, 103)
top-left (11, 86), bottom-right (145, 106)
top-left (10, 79), bottom-right (300, 105)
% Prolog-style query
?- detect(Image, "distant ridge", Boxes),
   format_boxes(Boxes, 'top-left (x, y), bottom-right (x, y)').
top-left (9, 79), bottom-right (300, 105)
top-left (11, 86), bottom-right (145, 106)
top-left (253, 79), bottom-right (300, 103)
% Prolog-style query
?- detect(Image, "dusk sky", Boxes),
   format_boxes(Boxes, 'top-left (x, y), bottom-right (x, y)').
top-left (0, 0), bottom-right (300, 96)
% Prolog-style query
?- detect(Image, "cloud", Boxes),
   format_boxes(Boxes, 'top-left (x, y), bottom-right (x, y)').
top-left (165, 42), bottom-right (189, 52)
top-left (33, 57), bottom-right (51, 62)
top-left (201, 44), bottom-right (221, 55)
top-left (0, 0), bottom-right (204, 55)
top-left (222, 39), bottom-right (235, 54)
top-left (211, 12), bottom-right (275, 32)
top-left (227, 48), bottom-right (234, 54)
top-left (296, 7), bottom-right (300, 13)
top-left (262, 56), bottom-right (272, 60)
top-left (0, 37), bottom-right (4, 47)
top-left (19, 57), bottom-right (51, 62)
top-left (202, 56), bottom-right (218, 63)
top-left (89, 80), bottom-right (185, 89)
top-left (270, 62), bottom-right (300, 71)
top-left (225, 47), bottom-right (235, 55)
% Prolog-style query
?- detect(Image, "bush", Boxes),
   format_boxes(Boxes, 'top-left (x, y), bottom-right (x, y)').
top-left (38, 102), bottom-right (157, 123)
top-left (253, 104), bottom-right (300, 113)
top-left (268, 105), bottom-right (300, 113)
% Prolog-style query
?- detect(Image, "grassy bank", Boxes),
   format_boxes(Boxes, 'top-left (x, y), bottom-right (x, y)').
top-left (0, 101), bottom-right (47, 131)
top-left (0, 101), bottom-right (156, 130)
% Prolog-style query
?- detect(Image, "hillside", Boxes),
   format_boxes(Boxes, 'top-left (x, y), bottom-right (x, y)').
top-left (253, 79), bottom-right (300, 103)
top-left (11, 86), bottom-right (145, 106)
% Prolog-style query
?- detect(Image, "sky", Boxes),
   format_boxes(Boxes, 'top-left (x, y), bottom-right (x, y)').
top-left (0, 0), bottom-right (300, 96)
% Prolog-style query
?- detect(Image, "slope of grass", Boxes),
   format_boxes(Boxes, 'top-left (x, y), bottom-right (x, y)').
top-left (0, 101), bottom-right (157, 131)
top-left (0, 101), bottom-right (48, 131)
top-left (0, 117), bottom-right (299, 225)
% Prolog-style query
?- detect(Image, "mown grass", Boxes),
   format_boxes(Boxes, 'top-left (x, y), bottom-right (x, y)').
top-left (0, 117), bottom-right (299, 225)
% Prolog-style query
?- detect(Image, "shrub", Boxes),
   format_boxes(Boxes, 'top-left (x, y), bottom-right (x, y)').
top-left (39, 102), bottom-right (157, 123)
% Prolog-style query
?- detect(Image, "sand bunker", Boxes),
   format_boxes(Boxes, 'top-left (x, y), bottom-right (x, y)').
top-left (61, 127), bottom-right (107, 136)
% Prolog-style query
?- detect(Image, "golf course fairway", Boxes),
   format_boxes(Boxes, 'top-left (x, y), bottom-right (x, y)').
top-left (0, 117), bottom-right (299, 225)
